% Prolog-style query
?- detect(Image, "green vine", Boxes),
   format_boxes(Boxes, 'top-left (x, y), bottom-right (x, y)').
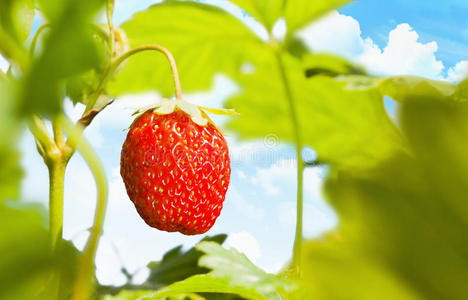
top-left (275, 51), bottom-right (304, 274)
top-left (60, 116), bottom-right (109, 300)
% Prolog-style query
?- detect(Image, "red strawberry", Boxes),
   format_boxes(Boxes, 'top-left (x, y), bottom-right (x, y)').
top-left (120, 107), bottom-right (231, 235)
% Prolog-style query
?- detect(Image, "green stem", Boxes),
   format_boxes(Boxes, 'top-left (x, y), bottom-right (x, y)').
top-left (106, 0), bottom-right (115, 55)
top-left (84, 44), bottom-right (182, 112)
top-left (30, 24), bottom-right (50, 56)
top-left (48, 160), bottom-right (66, 249)
top-left (275, 51), bottom-right (304, 273)
top-left (61, 116), bottom-right (108, 300)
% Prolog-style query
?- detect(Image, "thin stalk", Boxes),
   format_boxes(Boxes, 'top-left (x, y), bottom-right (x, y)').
top-left (275, 51), bottom-right (304, 273)
top-left (30, 24), bottom-right (50, 56)
top-left (28, 114), bottom-right (59, 162)
top-left (52, 118), bottom-right (65, 149)
top-left (48, 160), bottom-right (66, 249)
top-left (84, 44), bottom-right (182, 112)
top-left (61, 116), bottom-right (108, 300)
top-left (106, 0), bottom-right (115, 55)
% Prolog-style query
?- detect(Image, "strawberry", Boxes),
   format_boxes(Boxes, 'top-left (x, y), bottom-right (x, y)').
top-left (120, 99), bottom-right (235, 235)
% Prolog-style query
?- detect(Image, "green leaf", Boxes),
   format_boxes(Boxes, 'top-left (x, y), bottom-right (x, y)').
top-left (303, 53), bottom-right (366, 77)
top-left (229, 0), bottom-right (284, 32)
top-left (284, 0), bottom-right (353, 34)
top-left (195, 242), bottom-right (295, 300)
top-left (0, 0), bottom-right (34, 65)
top-left (298, 235), bottom-right (423, 300)
top-left (309, 99), bottom-right (468, 299)
top-left (0, 203), bottom-right (79, 300)
top-left (107, 241), bottom-right (294, 300)
top-left (98, 235), bottom-right (227, 297)
top-left (109, 1), bottom-right (262, 97)
top-left (226, 54), bottom-right (404, 170)
top-left (145, 275), bottom-right (268, 300)
top-left (145, 235), bottom-right (227, 288)
top-left (378, 75), bottom-right (459, 102)
top-left (454, 78), bottom-right (468, 101)
top-left (0, 79), bottom-right (23, 202)
top-left (22, 0), bottom-right (105, 115)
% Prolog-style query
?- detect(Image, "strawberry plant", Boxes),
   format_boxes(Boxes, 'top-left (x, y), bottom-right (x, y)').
top-left (0, 0), bottom-right (467, 300)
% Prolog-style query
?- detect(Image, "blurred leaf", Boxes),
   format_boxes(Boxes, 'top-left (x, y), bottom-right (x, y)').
top-left (109, 1), bottom-right (262, 97)
top-left (22, 0), bottom-right (105, 115)
top-left (0, 78), bottom-right (23, 202)
top-left (0, 201), bottom-right (81, 300)
top-left (303, 53), bottom-right (366, 77)
top-left (65, 26), bottom-right (130, 109)
top-left (454, 78), bottom-right (468, 101)
top-left (229, 0), bottom-right (284, 31)
top-left (378, 75), bottom-right (459, 102)
top-left (339, 74), bottom-right (466, 102)
top-left (298, 235), bottom-right (423, 300)
top-left (308, 99), bottom-right (468, 299)
top-left (226, 54), bottom-right (404, 170)
top-left (284, 0), bottom-right (352, 34)
top-left (0, 0), bottom-right (34, 65)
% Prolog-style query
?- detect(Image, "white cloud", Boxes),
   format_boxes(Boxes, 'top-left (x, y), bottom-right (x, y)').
top-left (297, 11), bottom-right (453, 79)
top-left (237, 170), bottom-right (247, 180)
top-left (357, 24), bottom-right (444, 78)
top-left (253, 160), bottom-right (337, 238)
top-left (225, 186), bottom-right (265, 221)
top-left (226, 231), bottom-right (261, 263)
top-left (446, 60), bottom-right (468, 83)
top-left (297, 11), bottom-right (366, 58)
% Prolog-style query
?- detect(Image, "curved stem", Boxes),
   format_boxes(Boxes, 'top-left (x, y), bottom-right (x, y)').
top-left (106, 0), bottom-right (115, 55)
top-left (85, 44), bottom-right (182, 112)
top-left (28, 114), bottom-right (58, 161)
top-left (30, 24), bottom-right (50, 56)
top-left (61, 116), bottom-right (108, 300)
top-left (275, 51), bottom-right (304, 274)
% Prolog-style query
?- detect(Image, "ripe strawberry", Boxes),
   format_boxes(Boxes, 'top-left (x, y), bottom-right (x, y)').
top-left (120, 102), bottom-right (232, 235)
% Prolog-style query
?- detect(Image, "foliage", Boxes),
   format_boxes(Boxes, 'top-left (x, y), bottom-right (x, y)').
top-left (0, 0), bottom-right (467, 299)
top-left (105, 241), bottom-right (294, 300)
top-left (300, 95), bottom-right (468, 300)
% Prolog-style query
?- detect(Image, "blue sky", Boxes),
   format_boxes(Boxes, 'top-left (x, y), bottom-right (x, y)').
top-left (341, 0), bottom-right (468, 68)
top-left (4, 0), bottom-right (467, 286)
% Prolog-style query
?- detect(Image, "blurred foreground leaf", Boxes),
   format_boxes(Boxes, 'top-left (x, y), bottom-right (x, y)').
top-left (22, 0), bottom-right (105, 115)
top-left (0, 0), bottom-right (34, 66)
top-left (0, 203), bottom-right (79, 300)
top-left (226, 54), bottom-right (403, 169)
top-left (284, 0), bottom-right (352, 34)
top-left (301, 99), bottom-right (468, 299)
top-left (0, 78), bottom-right (23, 201)
top-left (109, 1), bottom-right (262, 97)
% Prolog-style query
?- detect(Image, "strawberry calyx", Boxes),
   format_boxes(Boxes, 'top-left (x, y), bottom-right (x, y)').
top-left (132, 98), bottom-right (239, 127)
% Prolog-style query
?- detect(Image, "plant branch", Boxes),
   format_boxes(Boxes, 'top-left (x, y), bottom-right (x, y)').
top-left (61, 116), bottom-right (108, 300)
top-left (28, 114), bottom-right (58, 161)
top-left (52, 118), bottom-right (65, 149)
top-left (275, 51), bottom-right (304, 274)
top-left (106, 0), bottom-right (115, 55)
top-left (84, 44), bottom-right (182, 112)
top-left (48, 160), bottom-right (66, 250)
top-left (30, 24), bottom-right (50, 56)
